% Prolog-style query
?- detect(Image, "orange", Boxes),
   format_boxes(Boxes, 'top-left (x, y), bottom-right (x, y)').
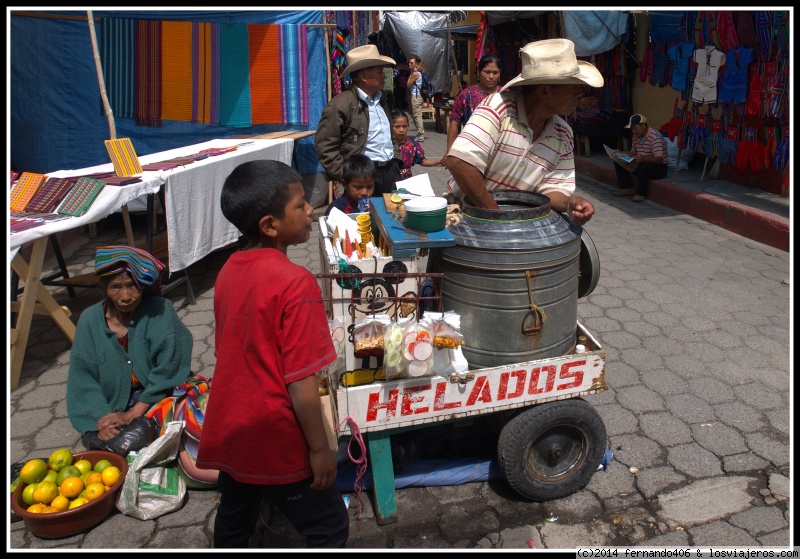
top-left (19, 459), bottom-right (48, 485)
top-left (84, 482), bottom-right (105, 501)
top-left (26, 503), bottom-right (47, 514)
top-left (60, 476), bottom-right (85, 499)
top-left (85, 472), bottom-right (103, 487)
top-left (41, 505), bottom-right (61, 514)
top-left (74, 459), bottom-right (92, 474)
top-left (50, 495), bottom-right (70, 511)
top-left (56, 465), bottom-right (82, 486)
top-left (93, 459), bottom-right (112, 474)
top-left (101, 466), bottom-right (121, 487)
top-left (43, 469), bottom-right (59, 484)
top-left (48, 448), bottom-right (74, 472)
top-left (22, 483), bottom-right (39, 506)
top-left (68, 497), bottom-right (89, 509)
top-left (32, 480), bottom-right (59, 504)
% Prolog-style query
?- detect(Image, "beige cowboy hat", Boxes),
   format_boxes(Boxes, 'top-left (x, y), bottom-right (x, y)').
top-left (498, 38), bottom-right (604, 92)
top-left (341, 44), bottom-right (396, 77)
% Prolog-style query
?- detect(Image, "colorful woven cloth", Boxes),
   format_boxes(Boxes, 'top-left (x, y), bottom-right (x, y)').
top-left (10, 172), bottom-right (48, 212)
top-left (24, 177), bottom-right (76, 214)
top-left (56, 177), bottom-right (106, 217)
top-left (192, 22), bottom-right (221, 125)
top-left (280, 24), bottom-right (308, 125)
top-left (101, 17), bottom-right (136, 119)
top-left (219, 23), bottom-right (252, 127)
top-left (105, 137), bottom-right (143, 176)
top-left (95, 245), bottom-right (165, 286)
top-left (161, 21), bottom-right (193, 122)
top-left (135, 19), bottom-right (162, 127)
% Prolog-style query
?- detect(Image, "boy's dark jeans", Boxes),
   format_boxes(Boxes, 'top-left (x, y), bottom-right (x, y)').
top-left (214, 471), bottom-right (349, 548)
top-left (613, 161), bottom-right (668, 196)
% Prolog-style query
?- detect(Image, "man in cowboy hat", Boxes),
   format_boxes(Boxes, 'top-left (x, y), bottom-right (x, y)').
top-left (316, 44), bottom-right (402, 197)
top-left (612, 114), bottom-right (668, 202)
top-left (445, 38), bottom-right (601, 226)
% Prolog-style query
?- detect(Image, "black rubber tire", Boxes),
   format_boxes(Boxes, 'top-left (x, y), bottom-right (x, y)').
top-left (497, 398), bottom-right (606, 501)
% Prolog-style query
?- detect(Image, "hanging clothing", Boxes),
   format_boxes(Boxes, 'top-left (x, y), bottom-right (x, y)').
top-left (667, 42), bottom-right (695, 95)
top-left (718, 46), bottom-right (754, 104)
top-left (691, 46), bottom-right (726, 104)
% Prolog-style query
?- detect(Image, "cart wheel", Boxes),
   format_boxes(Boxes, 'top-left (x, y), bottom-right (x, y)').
top-left (497, 398), bottom-right (606, 501)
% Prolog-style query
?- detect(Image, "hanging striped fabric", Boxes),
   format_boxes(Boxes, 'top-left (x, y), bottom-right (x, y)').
top-left (161, 21), bottom-right (193, 122)
top-left (280, 24), bottom-right (308, 125)
top-left (10, 172), bottom-right (48, 212)
top-left (56, 178), bottom-right (107, 217)
top-left (135, 19), bottom-right (162, 127)
top-left (101, 17), bottom-right (136, 119)
top-left (192, 22), bottom-right (221, 125)
top-left (219, 23), bottom-right (251, 127)
top-left (105, 138), bottom-right (144, 176)
top-left (24, 177), bottom-right (76, 214)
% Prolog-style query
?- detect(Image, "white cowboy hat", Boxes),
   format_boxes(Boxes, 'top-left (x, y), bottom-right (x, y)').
top-left (498, 38), bottom-right (604, 92)
top-left (341, 44), bottom-right (396, 77)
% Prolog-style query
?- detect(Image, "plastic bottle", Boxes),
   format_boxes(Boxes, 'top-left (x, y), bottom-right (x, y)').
top-left (575, 344), bottom-right (586, 353)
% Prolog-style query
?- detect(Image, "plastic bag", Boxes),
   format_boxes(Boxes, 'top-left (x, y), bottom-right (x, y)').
top-left (403, 318), bottom-right (435, 377)
top-left (430, 311), bottom-right (465, 349)
top-left (81, 416), bottom-right (157, 457)
top-left (353, 315), bottom-right (390, 357)
top-left (321, 317), bottom-right (347, 387)
top-left (382, 317), bottom-right (412, 380)
top-left (116, 420), bottom-right (186, 520)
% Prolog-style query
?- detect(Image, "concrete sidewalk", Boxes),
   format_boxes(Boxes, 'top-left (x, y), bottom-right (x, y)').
top-left (574, 155), bottom-right (790, 252)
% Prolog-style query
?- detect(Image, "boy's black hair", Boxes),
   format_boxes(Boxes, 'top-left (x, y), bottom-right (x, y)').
top-left (391, 109), bottom-right (409, 123)
top-left (342, 154), bottom-right (376, 185)
top-left (220, 160), bottom-right (302, 241)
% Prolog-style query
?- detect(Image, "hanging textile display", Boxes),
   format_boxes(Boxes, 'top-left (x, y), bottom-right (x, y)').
top-left (218, 23), bottom-right (252, 127)
top-left (690, 45), bottom-right (725, 104)
top-left (161, 21), bottom-right (194, 123)
top-left (248, 24), bottom-right (310, 125)
top-left (135, 19), bottom-right (162, 127)
top-left (474, 12), bottom-right (489, 66)
top-left (192, 22), bottom-right (221, 126)
top-left (101, 17), bottom-right (135, 119)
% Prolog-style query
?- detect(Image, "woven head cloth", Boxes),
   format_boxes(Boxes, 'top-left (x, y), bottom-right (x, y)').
top-left (95, 246), bottom-right (165, 288)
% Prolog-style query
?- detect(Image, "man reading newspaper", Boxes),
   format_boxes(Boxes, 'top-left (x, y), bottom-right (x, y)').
top-left (610, 114), bottom-right (668, 203)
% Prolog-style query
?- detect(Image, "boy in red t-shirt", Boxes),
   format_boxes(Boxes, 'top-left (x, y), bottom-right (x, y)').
top-left (196, 160), bottom-right (348, 548)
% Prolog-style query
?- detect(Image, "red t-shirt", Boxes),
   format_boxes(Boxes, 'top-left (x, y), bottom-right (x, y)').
top-left (196, 248), bottom-right (336, 484)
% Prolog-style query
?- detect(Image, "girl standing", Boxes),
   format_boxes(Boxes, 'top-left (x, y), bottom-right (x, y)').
top-left (391, 110), bottom-right (441, 180)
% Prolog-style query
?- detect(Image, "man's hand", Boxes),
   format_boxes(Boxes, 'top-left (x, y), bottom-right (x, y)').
top-left (566, 195), bottom-right (595, 226)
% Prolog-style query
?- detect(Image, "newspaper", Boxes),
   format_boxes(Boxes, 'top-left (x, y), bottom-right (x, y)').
top-left (604, 144), bottom-right (638, 172)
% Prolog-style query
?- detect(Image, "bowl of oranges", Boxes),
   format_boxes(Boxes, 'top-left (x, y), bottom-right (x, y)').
top-left (11, 449), bottom-right (128, 539)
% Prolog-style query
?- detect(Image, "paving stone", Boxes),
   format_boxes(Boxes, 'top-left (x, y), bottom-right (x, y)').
top-left (667, 443), bottom-right (724, 478)
top-left (722, 452), bottom-right (770, 473)
top-left (690, 422), bottom-right (749, 456)
top-left (639, 412), bottom-right (692, 446)
top-left (728, 506), bottom-right (787, 536)
top-left (607, 434), bottom-right (664, 469)
top-left (688, 520), bottom-right (760, 547)
top-left (634, 466), bottom-right (686, 500)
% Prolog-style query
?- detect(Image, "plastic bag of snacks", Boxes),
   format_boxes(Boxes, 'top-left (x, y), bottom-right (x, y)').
top-left (431, 311), bottom-right (465, 349)
top-left (402, 318), bottom-right (436, 377)
top-left (353, 314), bottom-right (391, 357)
top-left (383, 317), bottom-right (413, 380)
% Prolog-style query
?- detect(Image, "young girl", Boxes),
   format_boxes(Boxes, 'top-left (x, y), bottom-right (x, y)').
top-left (391, 110), bottom-right (441, 180)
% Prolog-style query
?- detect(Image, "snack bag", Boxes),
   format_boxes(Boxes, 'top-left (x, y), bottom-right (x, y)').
top-left (353, 314), bottom-right (391, 357)
top-left (402, 318), bottom-right (435, 377)
top-left (431, 311), bottom-right (465, 349)
top-left (383, 317), bottom-right (412, 380)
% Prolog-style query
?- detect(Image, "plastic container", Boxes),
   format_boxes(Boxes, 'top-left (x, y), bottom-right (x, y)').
top-left (403, 197), bottom-right (448, 232)
top-left (11, 450), bottom-right (128, 539)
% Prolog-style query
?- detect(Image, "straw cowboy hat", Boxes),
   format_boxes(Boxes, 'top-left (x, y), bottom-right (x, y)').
top-left (342, 44), bottom-right (396, 77)
top-left (499, 38), bottom-right (604, 92)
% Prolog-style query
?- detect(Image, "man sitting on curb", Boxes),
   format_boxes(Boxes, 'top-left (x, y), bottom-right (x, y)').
top-left (612, 114), bottom-right (668, 203)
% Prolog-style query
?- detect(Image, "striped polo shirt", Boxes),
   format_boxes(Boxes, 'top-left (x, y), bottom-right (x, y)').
top-left (633, 126), bottom-right (669, 165)
top-left (446, 91), bottom-right (576, 202)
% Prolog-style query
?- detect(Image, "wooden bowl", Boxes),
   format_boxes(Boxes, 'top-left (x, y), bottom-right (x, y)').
top-left (10, 450), bottom-right (128, 539)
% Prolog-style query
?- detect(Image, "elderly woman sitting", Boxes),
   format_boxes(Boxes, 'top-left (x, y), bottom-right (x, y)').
top-left (66, 246), bottom-right (193, 454)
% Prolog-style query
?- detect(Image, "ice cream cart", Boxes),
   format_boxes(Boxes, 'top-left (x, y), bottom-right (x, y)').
top-left (317, 192), bottom-right (606, 525)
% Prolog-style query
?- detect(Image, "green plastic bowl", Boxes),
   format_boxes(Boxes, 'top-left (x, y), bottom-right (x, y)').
top-left (403, 197), bottom-right (447, 232)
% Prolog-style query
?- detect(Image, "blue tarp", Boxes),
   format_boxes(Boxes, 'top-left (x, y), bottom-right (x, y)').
top-left (10, 10), bottom-right (327, 175)
top-left (336, 457), bottom-right (502, 491)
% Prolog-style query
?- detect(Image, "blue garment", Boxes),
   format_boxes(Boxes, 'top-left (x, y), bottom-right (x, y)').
top-left (718, 46), bottom-right (754, 103)
top-left (667, 42), bottom-right (695, 94)
top-left (356, 88), bottom-right (394, 163)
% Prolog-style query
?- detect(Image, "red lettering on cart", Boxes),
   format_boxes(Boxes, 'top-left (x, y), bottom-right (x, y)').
top-left (466, 375), bottom-right (492, 406)
top-left (498, 370), bottom-right (527, 400)
top-left (401, 384), bottom-right (431, 415)
top-left (366, 388), bottom-right (399, 421)
top-left (557, 360), bottom-right (585, 390)
top-left (528, 365), bottom-right (556, 394)
top-left (433, 381), bottom-right (462, 411)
